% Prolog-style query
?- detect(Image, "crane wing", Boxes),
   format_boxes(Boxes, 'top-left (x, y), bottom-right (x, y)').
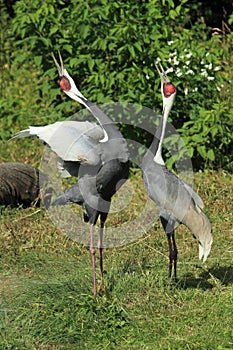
top-left (183, 182), bottom-right (204, 211)
top-left (12, 121), bottom-right (104, 166)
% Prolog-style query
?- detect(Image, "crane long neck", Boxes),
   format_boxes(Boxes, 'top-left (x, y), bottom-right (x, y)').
top-left (79, 97), bottom-right (123, 142)
top-left (62, 69), bottom-right (122, 141)
top-left (149, 104), bottom-right (169, 165)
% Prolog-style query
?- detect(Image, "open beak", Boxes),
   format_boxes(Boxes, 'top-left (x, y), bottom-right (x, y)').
top-left (155, 62), bottom-right (170, 84)
top-left (52, 50), bottom-right (65, 77)
top-left (51, 50), bottom-right (86, 104)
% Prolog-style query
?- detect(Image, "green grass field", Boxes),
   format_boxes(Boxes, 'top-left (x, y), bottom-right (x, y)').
top-left (0, 168), bottom-right (232, 349)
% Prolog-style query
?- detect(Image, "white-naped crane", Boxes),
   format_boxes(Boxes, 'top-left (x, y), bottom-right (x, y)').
top-left (12, 52), bottom-right (129, 296)
top-left (142, 63), bottom-right (212, 279)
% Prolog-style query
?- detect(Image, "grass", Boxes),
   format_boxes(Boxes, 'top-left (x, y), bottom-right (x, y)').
top-left (0, 167), bottom-right (232, 349)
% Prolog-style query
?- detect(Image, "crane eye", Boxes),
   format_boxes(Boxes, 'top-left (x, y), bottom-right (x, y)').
top-left (60, 76), bottom-right (71, 92)
top-left (163, 82), bottom-right (176, 98)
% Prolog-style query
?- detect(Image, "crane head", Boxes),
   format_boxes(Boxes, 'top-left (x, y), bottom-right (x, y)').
top-left (155, 62), bottom-right (176, 113)
top-left (51, 51), bottom-right (85, 103)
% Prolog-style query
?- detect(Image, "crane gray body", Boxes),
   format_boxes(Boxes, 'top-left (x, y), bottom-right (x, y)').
top-left (142, 63), bottom-right (212, 278)
top-left (12, 51), bottom-right (130, 295)
top-left (142, 151), bottom-right (212, 262)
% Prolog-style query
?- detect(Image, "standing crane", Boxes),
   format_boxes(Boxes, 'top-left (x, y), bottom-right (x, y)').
top-left (12, 52), bottom-right (129, 296)
top-left (142, 63), bottom-right (212, 279)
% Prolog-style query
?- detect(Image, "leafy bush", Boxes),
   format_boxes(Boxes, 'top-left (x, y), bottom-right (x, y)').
top-left (0, 0), bottom-right (232, 170)
top-left (162, 18), bottom-right (233, 170)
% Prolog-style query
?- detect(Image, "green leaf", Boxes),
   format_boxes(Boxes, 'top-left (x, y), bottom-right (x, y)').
top-left (197, 146), bottom-right (206, 158)
top-left (187, 147), bottom-right (194, 158)
top-left (34, 55), bottom-right (42, 66)
top-left (169, 9), bottom-right (177, 20)
top-left (134, 42), bottom-right (142, 52)
top-left (108, 42), bottom-right (116, 51)
top-left (210, 126), bottom-right (219, 138)
top-left (191, 134), bottom-right (204, 143)
top-left (63, 45), bottom-right (73, 54)
top-left (40, 37), bottom-right (52, 47)
top-left (207, 149), bottom-right (215, 161)
top-left (88, 59), bottom-right (95, 71)
top-left (80, 25), bottom-right (89, 39)
top-left (128, 45), bottom-right (135, 58)
top-left (50, 26), bottom-right (59, 36)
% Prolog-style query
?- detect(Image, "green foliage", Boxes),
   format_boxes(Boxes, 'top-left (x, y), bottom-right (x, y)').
top-left (165, 19), bottom-right (233, 169)
top-left (0, 0), bottom-right (233, 169)
top-left (11, 0), bottom-right (189, 104)
top-left (180, 102), bottom-right (233, 168)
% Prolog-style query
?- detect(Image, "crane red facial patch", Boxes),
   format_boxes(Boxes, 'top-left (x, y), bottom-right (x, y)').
top-left (60, 76), bottom-right (71, 92)
top-left (163, 82), bottom-right (176, 98)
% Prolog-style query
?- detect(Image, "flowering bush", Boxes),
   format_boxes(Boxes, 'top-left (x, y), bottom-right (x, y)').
top-left (161, 19), bottom-right (233, 169)
top-left (1, 0), bottom-right (232, 170)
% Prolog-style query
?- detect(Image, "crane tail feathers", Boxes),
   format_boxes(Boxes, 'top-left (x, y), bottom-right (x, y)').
top-left (183, 206), bottom-right (213, 262)
top-left (197, 211), bottom-right (213, 262)
top-left (198, 233), bottom-right (212, 262)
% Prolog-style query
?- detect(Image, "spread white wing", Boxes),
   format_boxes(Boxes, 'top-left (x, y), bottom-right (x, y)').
top-left (11, 120), bottom-right (105, 176)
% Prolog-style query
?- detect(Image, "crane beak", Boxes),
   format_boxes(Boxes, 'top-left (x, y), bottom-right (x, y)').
top-left (155, 62), bottom-right (170, 83)
top-left (51, 50), bottom-right (86, 104)
top-left (52, 50), bottom-right (65, 77)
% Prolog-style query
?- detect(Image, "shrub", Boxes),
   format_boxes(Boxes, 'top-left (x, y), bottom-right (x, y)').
top-left (1, 0), bottom-right (232, 170)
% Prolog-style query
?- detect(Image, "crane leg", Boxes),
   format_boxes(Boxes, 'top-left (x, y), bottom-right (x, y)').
top-left (90, 224), bottom-right (97, 296)
top-left (98, 223), bottom-right (104, 293)
top-left (172, 234), bottom-right (178, 280)
top-left (167, 234), bottom-right (178, 280)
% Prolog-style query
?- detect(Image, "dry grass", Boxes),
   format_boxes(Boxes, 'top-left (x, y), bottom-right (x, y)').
top-left (0, 168), bottom-right (232, 349)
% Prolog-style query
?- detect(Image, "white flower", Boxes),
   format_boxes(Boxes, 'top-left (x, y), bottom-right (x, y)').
top-left (214, 66), bottom-right (221, 71)
top-left (206, 52), bottom-right (210, 57)
top-left (167, 40), bottom-right (174, 46)
top-left (207, 76), bottom-right (215, 81)
top-left (169, 51), bottom-right (178, 57)
top-left (205, 63), bottom-right (212, 70)
top-left (186, 52), bottom-right (192, 59)
top-left (200, 70), bottom-right (208, 77)
top-left (176, 70), bottom-right (183, 77)
top-left (166, 67), bottom-right (174, 74)
top-left (218, 84), bottom-right (224, 90)
top-left (173, 57), bottom-right (179, 65)
top-left (184, 87), bottom-right (188, 95)
top-left (146, 74), bottom-right (150, 80)
top-left (185, 69), bottom-right (195, 75)
top-left (185, 60), bottom-right (191, 66)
